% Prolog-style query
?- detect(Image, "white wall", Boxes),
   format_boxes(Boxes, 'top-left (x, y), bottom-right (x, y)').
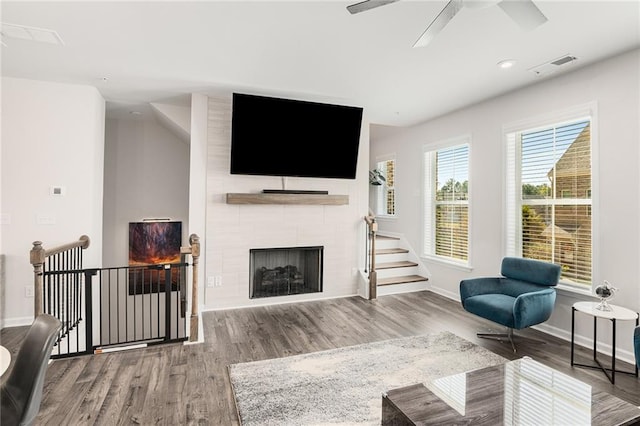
top-left (103, 117), bottom-right (190, 267)
top-left (188, 93), bottom-right (209, 316)
top-left (0, 77), bottom-right (105, 326)
top-left (204, 96), bottom-right (370, 309)
top-left (370, 49), bottom-right (640, 360)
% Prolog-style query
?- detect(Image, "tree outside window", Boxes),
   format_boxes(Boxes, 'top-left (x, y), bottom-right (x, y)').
top-left (424, 140), bottom-right (470, 263)
top-left (509, 118), bottom-right (592, 286)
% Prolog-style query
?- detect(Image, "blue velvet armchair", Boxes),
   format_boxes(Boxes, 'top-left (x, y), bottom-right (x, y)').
top-left (460, 257), bottom-right (561, 352)
top-left (634, 326), bottom-right (640, 369)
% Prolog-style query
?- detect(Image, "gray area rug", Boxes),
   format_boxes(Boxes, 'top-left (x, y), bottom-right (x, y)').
top-left (228, 331), bottom-right (507, 425)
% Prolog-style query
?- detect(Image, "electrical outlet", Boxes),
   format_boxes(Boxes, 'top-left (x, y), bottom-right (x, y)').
top-left (214, 276), bottom-right (222, 287)
top-left (36, 214), bottom-right (56, 225)
top-left (25, 286), bottom-right (34, 298)
top-left (207, 276), bottom-right (215, 288)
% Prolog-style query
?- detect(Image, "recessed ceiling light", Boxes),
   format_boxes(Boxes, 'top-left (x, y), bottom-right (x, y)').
top-left (497, 59), bottom-right (516, 69)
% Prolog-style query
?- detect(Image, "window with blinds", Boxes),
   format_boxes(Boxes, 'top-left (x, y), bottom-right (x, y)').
top-left (424, 140), bottom-right (469, 263)
top-left (374, 158), bottom-right (396, 216)
top-left (506, 118), bottom-right (592, 287)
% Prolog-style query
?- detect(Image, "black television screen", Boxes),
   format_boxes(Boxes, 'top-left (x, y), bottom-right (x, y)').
top-left (230, 93), bottom-right (363, 179)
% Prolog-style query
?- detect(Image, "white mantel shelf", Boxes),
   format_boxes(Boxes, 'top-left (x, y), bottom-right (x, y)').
top-left (226, 193), bottom-right (349, 205)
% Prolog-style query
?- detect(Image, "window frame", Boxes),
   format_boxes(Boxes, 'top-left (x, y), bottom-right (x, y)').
top-left (374, 155), bottom-right (397, 218)
top-left (503, 103), bottom-right (599, 294)
top-left (422, 135), bottom-right (472, 269)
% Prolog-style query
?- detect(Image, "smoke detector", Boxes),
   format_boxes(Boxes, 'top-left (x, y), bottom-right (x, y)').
top-left (529, 54), bottom-right (577, 77)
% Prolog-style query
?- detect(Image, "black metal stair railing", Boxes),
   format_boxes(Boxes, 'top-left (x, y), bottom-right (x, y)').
top-left (31, 234), bottom-right (201, 359)
top-left (93, 263), bottom-right (189, 350)
top-left (364, 215), bottom-right (377, 300)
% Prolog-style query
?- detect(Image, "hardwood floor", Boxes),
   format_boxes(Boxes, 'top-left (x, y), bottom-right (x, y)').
top-left (2, 291), bottom-right (639, 425)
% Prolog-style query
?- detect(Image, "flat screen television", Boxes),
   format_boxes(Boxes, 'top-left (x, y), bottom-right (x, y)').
top-left (230, 93), bottom-right (363, 180)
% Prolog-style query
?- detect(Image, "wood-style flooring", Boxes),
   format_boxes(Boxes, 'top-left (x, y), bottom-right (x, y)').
top-left (2, 291), bottom-right (639, 425)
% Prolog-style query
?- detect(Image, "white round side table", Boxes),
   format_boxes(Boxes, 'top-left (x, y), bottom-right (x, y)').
top-left (571, 301), bottom-right (639, 384)
top-left (0, 345), bottom-right (10, 376)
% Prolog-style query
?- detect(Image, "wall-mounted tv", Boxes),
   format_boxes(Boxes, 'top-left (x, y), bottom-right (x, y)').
top-left (230, 93), bottom-right (363, 180)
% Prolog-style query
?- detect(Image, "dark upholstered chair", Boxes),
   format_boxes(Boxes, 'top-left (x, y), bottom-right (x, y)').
top-left (460, 257), bottom-right (561, 352)
top-left (634, 326), bottom-right (640, 369)
top-left (1, 314), bottom-right (62, 426)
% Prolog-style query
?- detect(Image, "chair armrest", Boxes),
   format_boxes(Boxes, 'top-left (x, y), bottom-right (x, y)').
top-left (459, 278), bottom-right (504, 301)
top-left (513, 288), bottom-right (556, 329)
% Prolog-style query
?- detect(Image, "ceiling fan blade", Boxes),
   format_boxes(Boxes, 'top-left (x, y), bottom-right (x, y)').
top-left (347, 0), bottom-right (400, 15)
top-left (497, 0), bottom-right (547, 31)
top-left (413, 0), bottom-right (464, 48)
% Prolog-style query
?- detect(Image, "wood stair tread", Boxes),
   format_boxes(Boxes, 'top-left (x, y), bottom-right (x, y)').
top-left (377, 275), bottom-right (429, 286)
top-left (375, 248), bottom-right (409, 255)
top-left (376, 261), bottom-right (418, 270)
top-left (375, 235), bottom-right (400, 241)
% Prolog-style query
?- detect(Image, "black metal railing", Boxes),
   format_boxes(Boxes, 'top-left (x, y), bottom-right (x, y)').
top-left (32, 234), bottom-right (200, 359)
top-left (43, 246), bottom-right (84, 343)
top-left (364, 215), bottom-right (377, 300)
top-left (42, 268), bottom-right (88, 358)
top-left (93, 263), bottom-right (188, 349)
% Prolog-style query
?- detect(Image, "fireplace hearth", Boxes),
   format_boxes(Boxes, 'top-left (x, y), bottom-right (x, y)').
top-left (250, 246), bottom-right (323, 299)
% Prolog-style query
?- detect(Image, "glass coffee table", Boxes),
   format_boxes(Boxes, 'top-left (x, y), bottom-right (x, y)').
top-left (382, 357), bottom-right (640, 425)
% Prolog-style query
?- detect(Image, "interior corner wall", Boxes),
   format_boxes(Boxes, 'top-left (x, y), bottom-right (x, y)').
top-left (102, 117), bottom-right (190, 268)
top-left (0, 77), bottom-right (105, 326)
top-left (370, 49), bottom-right (640, 358)
top-left (203, 96), bottom-right (370, 310)
top-left (188, 93), bottom-right (209, 312)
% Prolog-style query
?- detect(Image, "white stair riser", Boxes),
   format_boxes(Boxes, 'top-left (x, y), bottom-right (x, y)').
top-left (376, 266), bottom-right (420, 279)
top-left (372, 239), bottom-right (400, 250)
top-left (378, 280), bottom-right (429, 296)
top-left (374, 253), bottom-right (408, 263)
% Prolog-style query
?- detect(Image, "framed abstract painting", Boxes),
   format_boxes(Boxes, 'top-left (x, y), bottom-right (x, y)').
top-left (128, 221), bottom-right (182, 294)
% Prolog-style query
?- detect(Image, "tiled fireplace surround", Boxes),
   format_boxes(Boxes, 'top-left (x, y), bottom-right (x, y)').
top-left (204, 97), bottom-right (369, 309)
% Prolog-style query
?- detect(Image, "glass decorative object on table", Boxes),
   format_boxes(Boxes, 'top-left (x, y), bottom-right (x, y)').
top-left (594, 280), bottom-right (618, 311)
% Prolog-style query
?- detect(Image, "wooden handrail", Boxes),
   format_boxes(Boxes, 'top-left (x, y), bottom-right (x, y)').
top-left (181, 234), bottom-right (200, 342)
top-left (46, 235), bottom-right (91, 258)
top-left (364, 215), bottom-right (378, 300)
top-left (30, 235), bottom-right (90, 316)
top-left (31, 233), bottom-right (201, 343)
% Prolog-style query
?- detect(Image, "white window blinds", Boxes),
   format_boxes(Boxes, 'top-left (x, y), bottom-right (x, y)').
top-left (506, 118), bottom-right (592, 287)
top-left (424, 141), bottom-right (470, 263)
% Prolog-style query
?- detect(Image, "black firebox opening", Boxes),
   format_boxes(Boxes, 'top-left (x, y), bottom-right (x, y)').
top-left (250, 246), bottom-right (323, 299)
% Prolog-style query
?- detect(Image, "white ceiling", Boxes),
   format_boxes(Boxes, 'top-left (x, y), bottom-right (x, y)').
top-left (1, 1), bottom-right (639, 127)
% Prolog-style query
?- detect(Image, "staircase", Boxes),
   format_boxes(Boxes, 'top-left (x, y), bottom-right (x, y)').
top-left (373, 235), bottom-right (429, 296)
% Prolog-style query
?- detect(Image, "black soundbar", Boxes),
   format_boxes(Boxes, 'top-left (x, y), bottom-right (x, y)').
top-left (262, 189), bottom-right (329, 195)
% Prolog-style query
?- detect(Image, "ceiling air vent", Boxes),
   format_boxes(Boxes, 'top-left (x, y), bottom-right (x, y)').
top-left (529, 54), bottom-right (577, 77)
top-left (1, 22), bottom-right (65, 46)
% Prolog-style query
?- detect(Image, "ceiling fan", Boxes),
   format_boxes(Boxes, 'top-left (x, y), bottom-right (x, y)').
top-left (347, 0), bottom-right (548, 47)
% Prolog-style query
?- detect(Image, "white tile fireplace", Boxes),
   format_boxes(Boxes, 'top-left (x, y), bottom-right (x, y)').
top-left (203, 96), bottom-right (370, 310)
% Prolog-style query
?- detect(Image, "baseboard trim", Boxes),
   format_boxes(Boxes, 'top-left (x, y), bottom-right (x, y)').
top-left (533, 322), bottom-right (635, 366)
top-left (427, 285), bottom-right (459, 301)
top-left (201, 293), bottom-right (360, 312)
top-left (1, 315), bottom-right (33, 329)
top-left (432, 288), bottom-right (637, 366)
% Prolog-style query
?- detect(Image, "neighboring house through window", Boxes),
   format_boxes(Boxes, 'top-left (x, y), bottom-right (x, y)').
top-left (423, 137), bottom-right (470, 265)
top-left (505, 105), bottom-right (594, 289)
